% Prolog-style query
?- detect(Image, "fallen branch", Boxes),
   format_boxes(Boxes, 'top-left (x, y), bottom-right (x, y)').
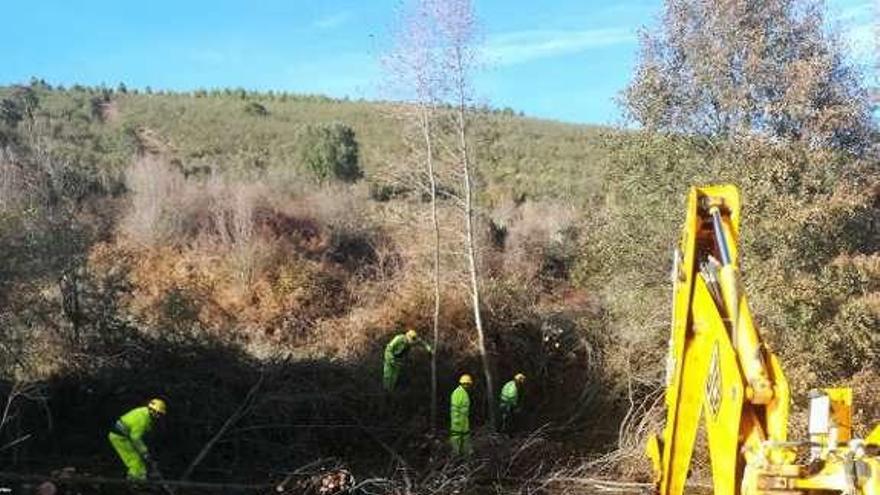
top-left (504, 424), bottom-right (550, 477)
top-left (350, 476), bottom-right (394, 494)
top-left (343, 407), bottom-right (413, 494)
top-left (546, 476), bottom-right (650, 488)
top-left (273, 457), bottom-right (339, 492)
top-left (181, 372), bottom-right (264, 480)
top-left (0, 471), bottom-right (269, 491)
top-left (0, 434), bottom-right (31, 453)
top-left (545, 475), bottom-right (711, 493)
top-left (152, 467), bottom-right (178, 495)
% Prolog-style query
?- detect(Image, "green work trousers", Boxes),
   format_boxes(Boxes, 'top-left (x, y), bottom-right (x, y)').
top-left (108, 432), bottom-right (147, 480)
top-left (449, 431), bottom-right (472, 457)
top-left (383, 360), bottom-right (401, 392)
top-left (499, 403), bottom-right (514, 433)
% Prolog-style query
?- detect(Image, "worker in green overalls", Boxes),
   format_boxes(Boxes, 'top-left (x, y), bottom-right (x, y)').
top-left (449, 374), bottom-right (474, 457)
top-left (499, 373), bottom-right (526, 433)
top-left (108, 398), bottom-right (166, 480)
top-left (383, 329), bottom-right (432, 392)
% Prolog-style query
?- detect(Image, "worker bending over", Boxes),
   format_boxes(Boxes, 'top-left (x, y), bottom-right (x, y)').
top-left (449, 374), bottom-right (473, 457)
top-left (383, 329), bottom-right (432, 392)
top-left (499, 373), bottom-right (526, 433)
top-left (108, 398), bottom-right (166, 480)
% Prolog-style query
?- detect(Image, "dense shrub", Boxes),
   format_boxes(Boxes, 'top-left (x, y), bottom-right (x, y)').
top-left (121, 157), bottom-right (188, 245)
top-left (297, 122), bottom-right (362, 182)
top-left (492, 200), bottom-right (581, 285)
top-left (244, 101), bottom-right (269, 116)
top-left (574, 133), bottom-right (880, 398)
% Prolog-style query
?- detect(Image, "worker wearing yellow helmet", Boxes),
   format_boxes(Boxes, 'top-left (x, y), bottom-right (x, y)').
top-left (449, 374), bottom-right (474, 457)
top-left (499, 373), bottom-right (526, 433)
top-left (108, 398), bottom-right (166, 480)
top-left (383, 328), bottom-right (433, 392)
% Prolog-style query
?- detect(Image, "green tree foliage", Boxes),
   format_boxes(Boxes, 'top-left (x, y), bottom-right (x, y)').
top-left (0, 98), bottom-right (24, 128)
top-left (623, 0), bottom-right (874, 156)
top-left (243, 101), bottom-right (269, 117)
top-left (0, 87), bottom-right (38, 127)
top-left (0, 87), bottom-right (39, 147)
top-left (298, 122), bottom-right (362, 182)
top-left (579, 134), bottom-right (878, 389)
top-left (592, 0), bottom-right (879, 395)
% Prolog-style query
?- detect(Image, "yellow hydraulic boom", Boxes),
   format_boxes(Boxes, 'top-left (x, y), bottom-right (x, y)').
top-left (646, 185), bottom-right (880, 495)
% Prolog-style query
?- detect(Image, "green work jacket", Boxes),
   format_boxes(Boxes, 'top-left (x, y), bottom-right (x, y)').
top-left (500, 380), bottom-right (519, 408)
top-left (384, 334), bottom-right (431, 365)
top-left (113, 406), bottom-right (153, 456)
top-left (450, 385), bottom-right (471, 434)
top-left (384, 334), bottom-right (410, 365)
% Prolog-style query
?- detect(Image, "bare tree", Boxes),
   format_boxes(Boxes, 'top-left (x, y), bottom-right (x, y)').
top-left (0, 382), bottom-right (47, 459)
top-left (384, 0), bottom-right (446, 430)
top-left (432, 0), bottom-right (496, 427)
top-left (385, 0), bottom-right (495, 427)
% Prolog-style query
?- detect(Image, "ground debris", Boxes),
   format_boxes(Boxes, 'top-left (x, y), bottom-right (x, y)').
top-left (274, 461), bottom-right (354, 495)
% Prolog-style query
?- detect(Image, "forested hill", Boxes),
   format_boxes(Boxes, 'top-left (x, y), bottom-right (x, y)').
top-left (0, 83), bottom-right (609, 203)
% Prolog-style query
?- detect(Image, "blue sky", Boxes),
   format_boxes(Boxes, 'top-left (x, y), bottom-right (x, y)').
top-left (1, 0), bottom-right (874, 124)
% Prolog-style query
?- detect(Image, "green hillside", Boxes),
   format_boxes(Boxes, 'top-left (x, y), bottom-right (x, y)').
top-left (3, 84), bottom-right (609, 202)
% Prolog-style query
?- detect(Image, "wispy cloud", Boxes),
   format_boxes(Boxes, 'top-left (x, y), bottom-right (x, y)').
top-left (312, 11), bottom-right (354, 30)
top-left (484, 28), bottom-right (635, 66)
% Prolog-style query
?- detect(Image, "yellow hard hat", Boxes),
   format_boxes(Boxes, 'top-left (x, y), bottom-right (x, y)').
top-left (459, 374), bottom-right (473, 386)
top-left (514, 373), bottom-right (526, 383)
top-left (405, 329), bottom-right (418, 340)
top-left (148, 398), bottom-right (167, 415)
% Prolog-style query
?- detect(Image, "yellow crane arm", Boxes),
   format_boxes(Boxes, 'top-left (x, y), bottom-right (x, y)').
top-left (647, 185), bottom-right (879, 495)
top-left (647, 185), bottom-right (790, 495)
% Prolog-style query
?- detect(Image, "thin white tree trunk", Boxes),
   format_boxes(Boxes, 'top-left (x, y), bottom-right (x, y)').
top-left (421, 105), bottom-right (442, 432)
top-left (453, 46), bottom-right (495, 427)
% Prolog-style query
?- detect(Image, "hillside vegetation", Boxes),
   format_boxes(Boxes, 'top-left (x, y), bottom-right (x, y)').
top-left (0, 82), bottom-right (618, 486)
top-left (0, 0), bottom-right (877, 486)
top-left (1, 84), bottom-right (607, 201)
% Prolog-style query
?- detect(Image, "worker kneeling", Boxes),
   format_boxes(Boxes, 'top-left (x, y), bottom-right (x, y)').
top-left (383, 329), bottom-right (432, 392)
top-left (108, 398), bottom-right (166, 480)
top-left (449, 374), bottom-right (474, 457)
top-left (499, 373), bottom-right (525, 433)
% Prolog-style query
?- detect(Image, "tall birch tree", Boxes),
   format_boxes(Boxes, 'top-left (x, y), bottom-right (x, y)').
top-left (432, 0), bottom-right (496, 427)
top-left (383, 0), bottom-right (446, 430)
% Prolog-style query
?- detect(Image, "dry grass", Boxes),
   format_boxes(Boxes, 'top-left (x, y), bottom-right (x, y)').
top-left (111, 168), bottom-right (392, 356)
top-left (102, 166), bottom-right (590, 374)
top-left (494, 200), bottom-right (579, 284)
top-left (122, 156), bottom-right (187, 245)
top-left (0, 149), bottom-right (25, 211)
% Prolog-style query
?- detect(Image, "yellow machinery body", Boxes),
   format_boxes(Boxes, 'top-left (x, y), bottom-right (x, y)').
top-left (646, 185), bottom-right (880, 495)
